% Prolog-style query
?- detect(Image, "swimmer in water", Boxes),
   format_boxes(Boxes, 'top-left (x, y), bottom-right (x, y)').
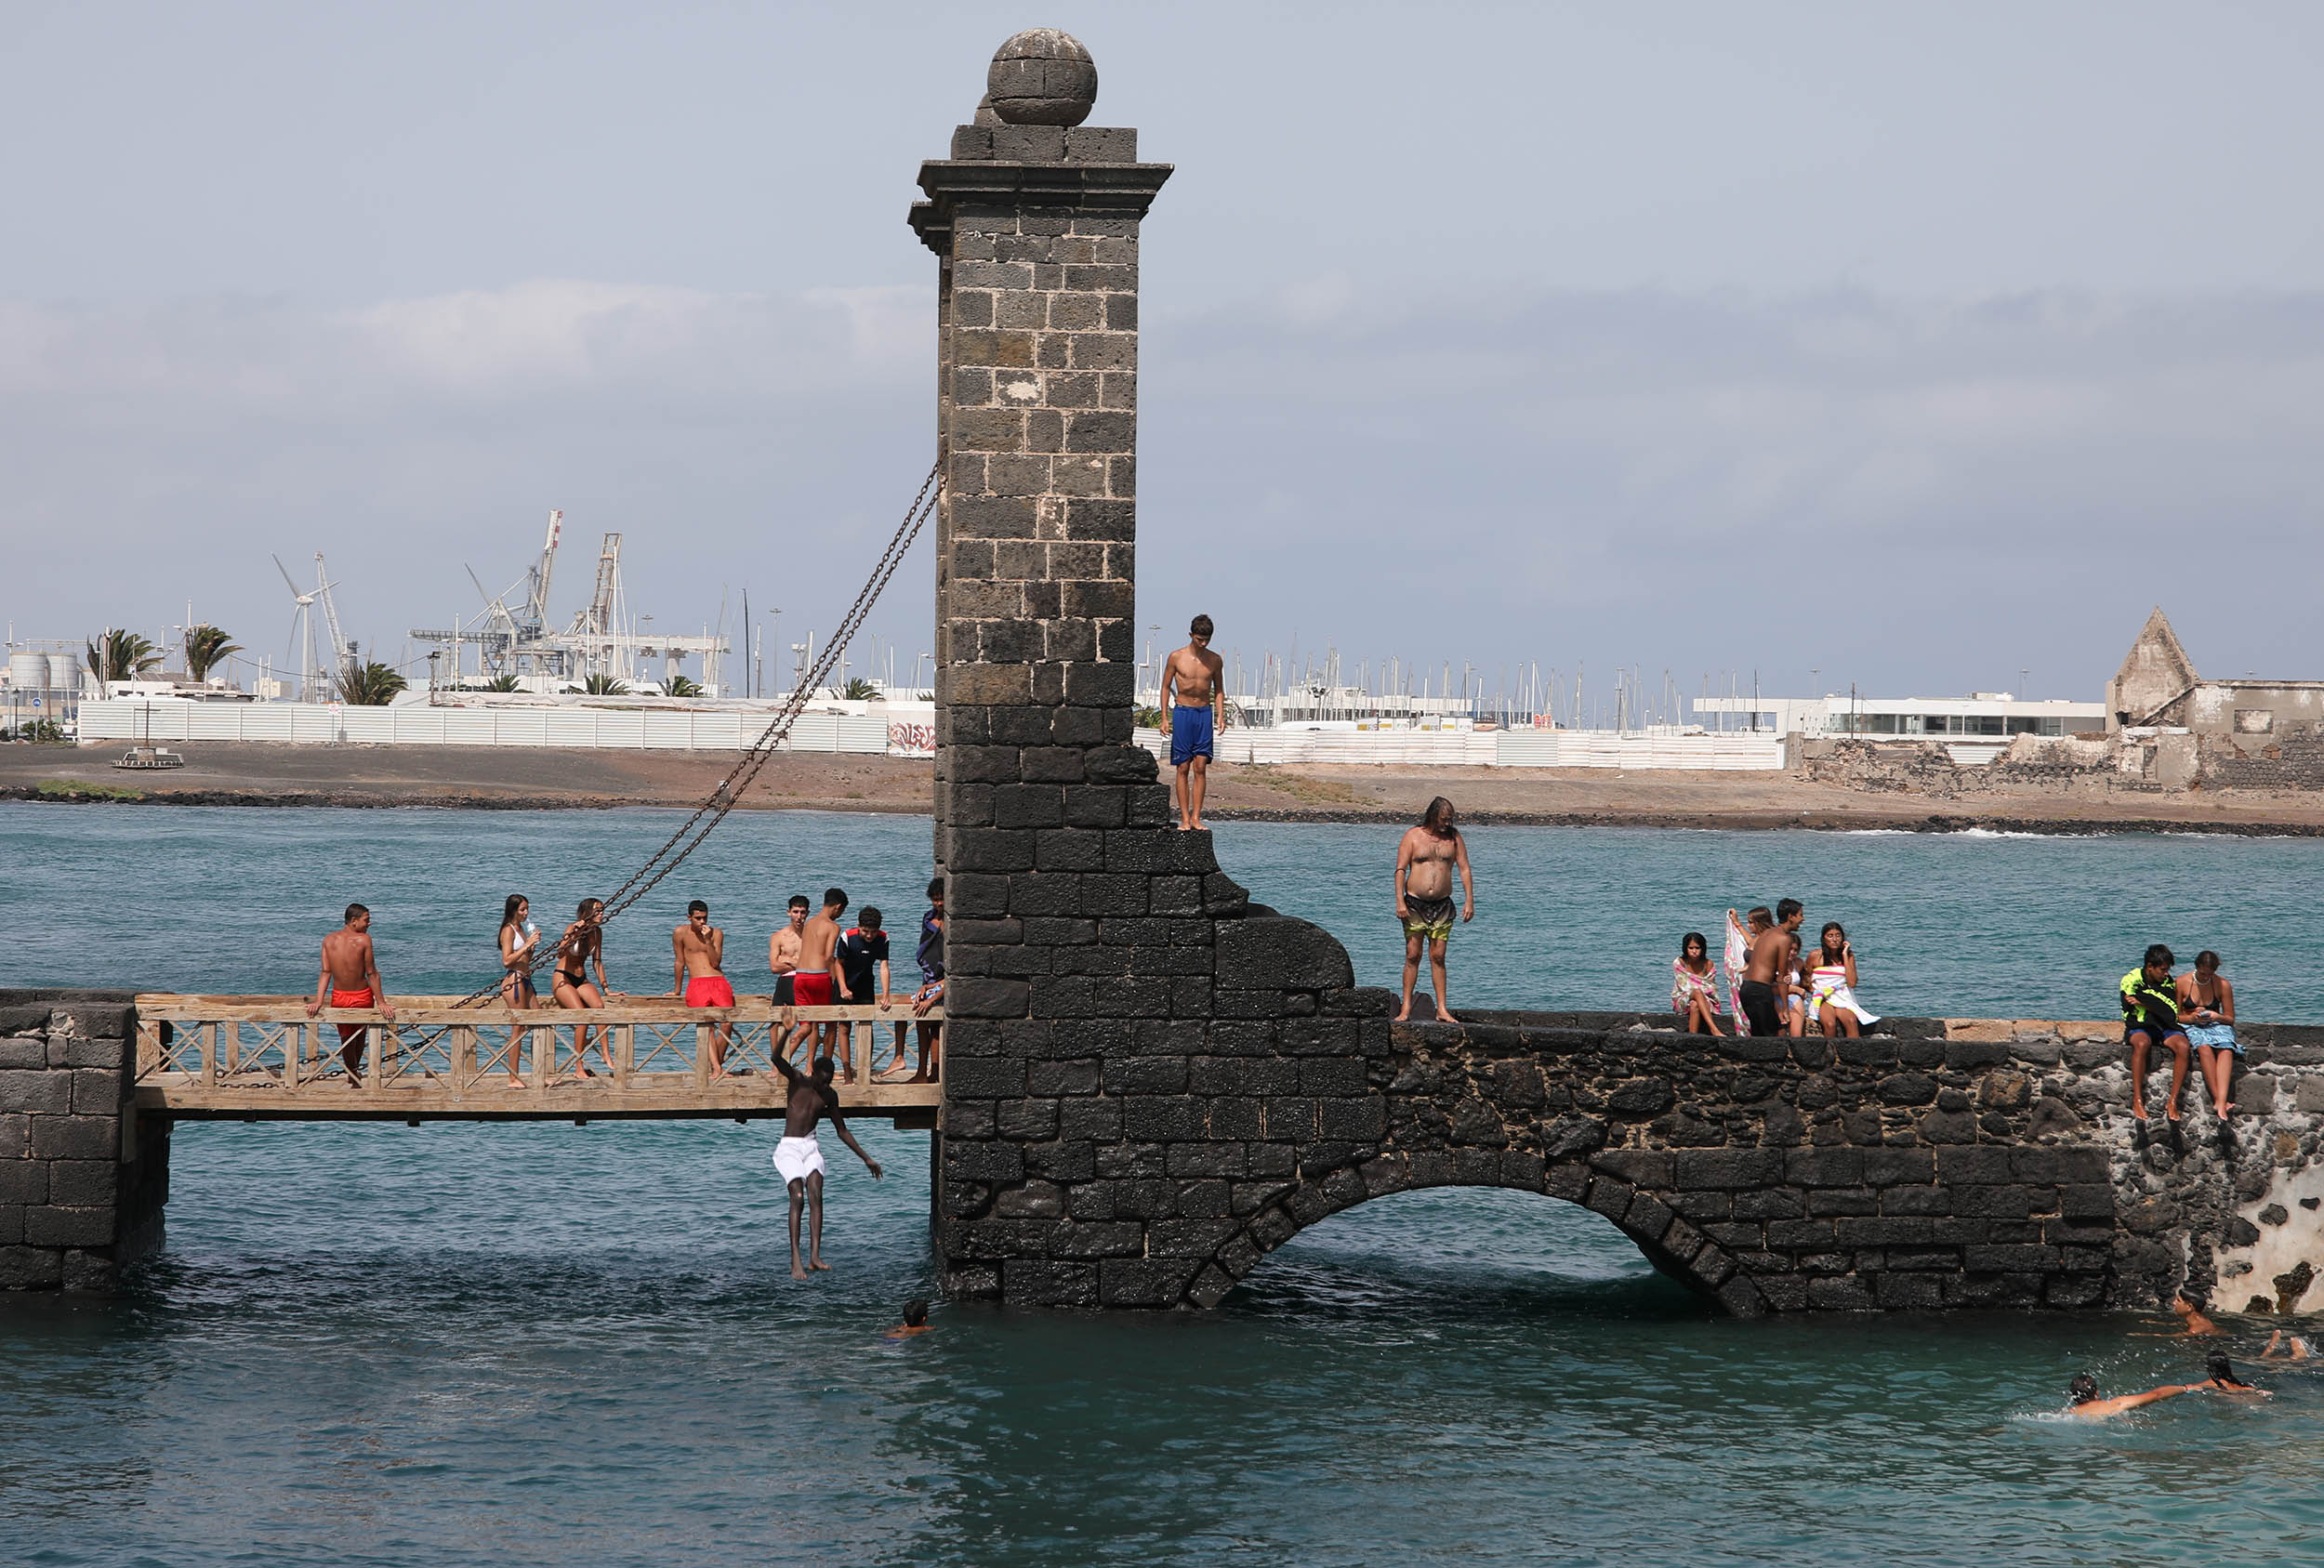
top-left (2261, 1329), bottom-right (2313, 1361)
top-left (2065, 1372), bottom-right (2200, 1419)
top-left (885, 1298), bottom-right (931, 1339)
top-left (2190, 1351), bottom-right (2271, 1397)
top-left (2171, 1294), bottom-right (2222, 1336)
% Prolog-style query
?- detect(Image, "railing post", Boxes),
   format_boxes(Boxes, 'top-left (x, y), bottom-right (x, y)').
top-left (693, 1021), bottom-right (712, 1090)
top-left (200, 1021), bottom-right (217, 1088)
top-left (284, 1021), bottom-right (301, 1092)
top-left (614, 1023), bottom-right (633, 1088)
top-left (534, 1023), bottom-right (552, 1100)
top-left (451, 1024), bottom-right (475, 1091)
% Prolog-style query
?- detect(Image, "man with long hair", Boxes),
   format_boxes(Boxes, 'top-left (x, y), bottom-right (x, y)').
top-left (1393, 797), bottom-right (1474, 1022)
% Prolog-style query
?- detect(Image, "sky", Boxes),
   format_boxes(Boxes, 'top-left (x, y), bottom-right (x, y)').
top-left (5, 0), bottom-right (2323, 706)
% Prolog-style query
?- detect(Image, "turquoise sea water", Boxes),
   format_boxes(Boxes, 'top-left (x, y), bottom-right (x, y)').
top-left (4, 803), bottom-right (2322, 1565)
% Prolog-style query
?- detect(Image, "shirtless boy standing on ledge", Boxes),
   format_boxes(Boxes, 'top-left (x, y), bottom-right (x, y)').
top-left (1162, 613), bottom-right (1224, 832)
top-left (305, 903), bottom-right (395, 1086)
top-left (1394, 797), bottom-right (1474, 1023)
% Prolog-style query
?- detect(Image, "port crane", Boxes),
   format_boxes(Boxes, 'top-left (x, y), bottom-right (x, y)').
top-left (411, 511), bottom-right (727, 690)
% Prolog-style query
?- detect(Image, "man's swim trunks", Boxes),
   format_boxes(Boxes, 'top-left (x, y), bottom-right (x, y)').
top-left (1170, 704), bottom-right (1215, 765)
top-left (329, 986), bottom-right (374, 1045)
top-left (684, 974), bottom-right (736, 1008)
top-left (772, 972), bottom-right (796, 1007)
top-left (772, 1134), bottom-right (825, 1186)
top-left (791, 970), bottom-right (835, 1008)
top-left (1738, 979), bottom-right (1784, 1037)
top-left (1401, 895), bottom-right (1456, 941)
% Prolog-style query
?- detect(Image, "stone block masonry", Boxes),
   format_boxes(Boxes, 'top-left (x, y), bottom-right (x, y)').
top-left (904, 37), bottom-right (2324, 1314)
top-left (0, 990), bottom-right (167, 1291)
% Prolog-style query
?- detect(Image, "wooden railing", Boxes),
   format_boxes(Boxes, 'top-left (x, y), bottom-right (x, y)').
top-left (131, 995), bottom-right (943, 1123)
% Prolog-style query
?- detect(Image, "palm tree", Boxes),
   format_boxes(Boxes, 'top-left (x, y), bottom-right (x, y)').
top-left (843, 678), bottom-right (879, 700)
top-left (665, 674), bottom-right (704, 698)
top-left (582, 673), bottom-right (629, 696)
top-left (86, 628), bottom-right (164, 684)
top-left (183, 625), bottom-right (243, 683)
top-left (336, 661), bottom-right (407, 705)
top-left (482, 674), bottom-right (522, 693)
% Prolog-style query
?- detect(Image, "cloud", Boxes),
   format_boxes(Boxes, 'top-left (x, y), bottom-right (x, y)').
top-left (5, 278), bottom-right (2321, 697)
top-left (1142, 285), bottom-right (2324, 692)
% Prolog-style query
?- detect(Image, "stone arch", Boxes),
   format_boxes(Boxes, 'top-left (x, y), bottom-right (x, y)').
top-left (1185, 1149), bottom-right (1763, 1316)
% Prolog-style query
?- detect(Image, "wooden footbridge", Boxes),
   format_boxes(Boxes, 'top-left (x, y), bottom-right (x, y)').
top-left (131, 995), bottom-right (944, 1126)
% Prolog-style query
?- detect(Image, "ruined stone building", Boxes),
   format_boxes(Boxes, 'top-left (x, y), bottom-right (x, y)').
top-left (2107, 607), bottom-right (2324, 789)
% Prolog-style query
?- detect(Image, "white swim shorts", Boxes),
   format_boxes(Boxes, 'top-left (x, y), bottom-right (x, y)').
top-left (772, 1134), bottom-right (826, 1186)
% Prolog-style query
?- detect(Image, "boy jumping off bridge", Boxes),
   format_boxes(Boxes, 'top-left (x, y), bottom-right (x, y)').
top-left (769, 1049), bottom-right (882, 1279)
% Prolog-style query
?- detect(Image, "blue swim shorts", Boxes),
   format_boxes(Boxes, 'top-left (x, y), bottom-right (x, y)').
top-left (2185, 1022), bottom-right (2240, 1054)
top-left (1170, 705), bottom-right (1215, 765)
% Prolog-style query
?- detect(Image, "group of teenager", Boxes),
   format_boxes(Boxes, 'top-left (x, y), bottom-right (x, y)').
top-left (487, 880), bottom-right (947, 1084)
top-left (2065, 1294), bottom-right (2306, 1417)
top-left (1670, 899), bottom-right (1879, 1039)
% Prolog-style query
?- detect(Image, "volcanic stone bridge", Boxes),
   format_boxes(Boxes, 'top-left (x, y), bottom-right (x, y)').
top-left (11, 32), bottom-right (2324, 1313)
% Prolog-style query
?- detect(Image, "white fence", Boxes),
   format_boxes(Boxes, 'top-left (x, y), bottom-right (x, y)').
top-left (78, 700), bottom-right (894, 754)
top-left (1136, 727), bottom-right (1785, 771)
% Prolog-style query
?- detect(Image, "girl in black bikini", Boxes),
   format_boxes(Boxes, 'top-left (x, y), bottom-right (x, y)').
top-left (551, 897), bottom-right (614, 1080)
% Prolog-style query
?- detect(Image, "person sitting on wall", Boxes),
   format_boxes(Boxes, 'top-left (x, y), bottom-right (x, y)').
top-left (1805, 921), bottom-right (1880, 1038)
top-left (2177, 949), bottom-right (2238, 1122)
top-left (1671, 931), bottom-right (1724, 1035)
top-left (2121, 942), bottom-right (2192, 1145)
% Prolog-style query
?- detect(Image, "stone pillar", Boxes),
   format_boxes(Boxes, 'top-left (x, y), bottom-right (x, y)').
top-left (911, 33), bottom-right (1386, 1309)
top-left (0, 990), bottom-right (167, 1291)
top-left (911, 28), bottom-right (1168, 879)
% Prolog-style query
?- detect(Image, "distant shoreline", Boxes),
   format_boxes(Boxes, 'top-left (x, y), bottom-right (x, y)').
top-left (9, 782), bottom-right (2324, 838)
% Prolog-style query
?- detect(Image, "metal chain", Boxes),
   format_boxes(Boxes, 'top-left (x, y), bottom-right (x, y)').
top-left (442, 460), bottom-right (944, 1011)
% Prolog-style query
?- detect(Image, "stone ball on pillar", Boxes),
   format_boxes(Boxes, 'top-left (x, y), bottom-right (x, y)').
top-left (986, 28), bottom-right (1098, 125)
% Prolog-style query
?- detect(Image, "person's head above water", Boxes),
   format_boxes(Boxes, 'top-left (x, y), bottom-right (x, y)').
top-left (2205, 1351), bottom-right (2248, 1386)
top-left (903, 1298), bottom-right (929, 1327)
top-left (2068, 1373), bottom-right (2100, 1405)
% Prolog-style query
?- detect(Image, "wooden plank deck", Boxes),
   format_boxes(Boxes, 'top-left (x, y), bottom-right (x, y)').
top-left (131, 994), bottom-right (944, 1125)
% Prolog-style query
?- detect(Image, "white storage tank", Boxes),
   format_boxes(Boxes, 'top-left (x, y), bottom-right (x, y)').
top-left (7, 652), bottom-right (46, 692)
top-left (48, 652), bottom-right (82, 701)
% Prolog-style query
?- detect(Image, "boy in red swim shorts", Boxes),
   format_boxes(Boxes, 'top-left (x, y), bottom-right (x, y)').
top-left (305, 903), bottom-right (396, 1086)
top-left (673, 899), bottom-right (735, 1077)
top-left (784, 888), bottom-right (849, 1071)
